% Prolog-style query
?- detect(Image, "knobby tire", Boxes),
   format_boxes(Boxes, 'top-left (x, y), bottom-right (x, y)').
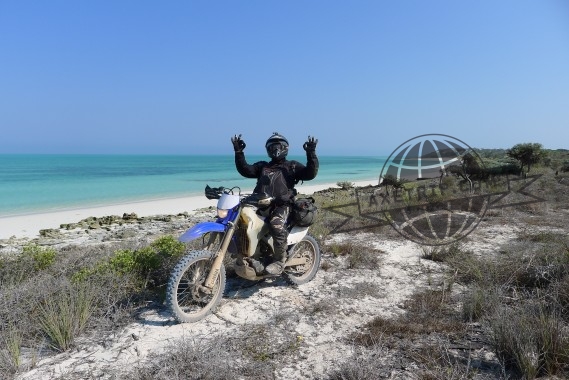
top-left (167, 250), bottom-right (226, 323)
top-left (284, 234), bottom-right (321, 285)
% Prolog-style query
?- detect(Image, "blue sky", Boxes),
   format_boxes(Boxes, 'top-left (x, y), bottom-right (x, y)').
top-left (1, 1), bottom-right (568, 156)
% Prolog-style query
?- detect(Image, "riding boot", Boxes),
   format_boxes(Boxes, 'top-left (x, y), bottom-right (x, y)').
top-left (265, 248), bottom-right (287, 275)
top-left (265, 235), bottom-right (289, 275)
top-left (265, 204), bottom-right (290, 275)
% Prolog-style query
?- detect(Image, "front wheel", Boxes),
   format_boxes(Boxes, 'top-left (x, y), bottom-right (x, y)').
top-left (167, 250), bottom-right (226, 323)
top-left (284, 235), bottom-right (321, 285)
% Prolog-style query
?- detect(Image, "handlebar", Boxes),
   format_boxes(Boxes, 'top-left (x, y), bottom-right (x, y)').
top-left (205, 185), bottom-right (273, 207)
top-left (205, 185), bottom-right (242, 200)
top-left (243, 193), bottom-right (273, 207)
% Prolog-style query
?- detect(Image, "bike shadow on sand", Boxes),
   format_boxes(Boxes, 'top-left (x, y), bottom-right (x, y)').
top-left (137, 276), bottom-right (290, 326)
top-left (224, 275), bottom-right (290, 300)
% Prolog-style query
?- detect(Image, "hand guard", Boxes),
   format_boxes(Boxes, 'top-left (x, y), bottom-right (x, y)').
top-left (303, 136), bottom-right (318, 152)
top-left (231, 134), bottom-right (246, 152)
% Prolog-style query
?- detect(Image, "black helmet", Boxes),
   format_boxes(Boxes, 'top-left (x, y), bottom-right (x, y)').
top-left (265, 132), bottom-right (289, 160)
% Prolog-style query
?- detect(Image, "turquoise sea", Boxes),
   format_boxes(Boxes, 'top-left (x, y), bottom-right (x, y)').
top-left (0, 155), bottom-right (386, 216)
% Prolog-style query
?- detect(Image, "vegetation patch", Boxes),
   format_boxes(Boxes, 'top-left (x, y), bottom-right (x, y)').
top-left (488, 304), bottom-right (569, 378)
top-left (124, 338), bottom-right (273, 380)
top-left (353, 288), bottom-right (464, 347)
top-left (324, 241), bottom-right (384, 270)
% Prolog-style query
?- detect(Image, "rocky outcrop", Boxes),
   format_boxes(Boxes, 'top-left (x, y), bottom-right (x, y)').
top-left (1, 209), bottom-right (215, 254)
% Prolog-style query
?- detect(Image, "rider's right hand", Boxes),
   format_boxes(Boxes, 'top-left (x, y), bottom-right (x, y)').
top-left (231, 134), bottom-right (246, 152)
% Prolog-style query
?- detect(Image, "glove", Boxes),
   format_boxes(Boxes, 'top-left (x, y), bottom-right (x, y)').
top-left (303, 136), bottom-right (318, 152)
top-left (231, 134), bottom-right (246, 152)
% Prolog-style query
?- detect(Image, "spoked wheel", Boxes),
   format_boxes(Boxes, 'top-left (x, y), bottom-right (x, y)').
top-left (284, 235), bottom-right (321, 285)
top-left (167, 250), bottom-right (226, 323)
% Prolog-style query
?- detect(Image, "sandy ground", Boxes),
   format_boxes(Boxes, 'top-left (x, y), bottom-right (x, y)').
top-left (0, 180), bottom-right (378, 240)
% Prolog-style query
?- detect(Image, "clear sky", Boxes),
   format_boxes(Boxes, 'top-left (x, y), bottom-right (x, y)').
top-left (1, 1), bottom-right (568, 156)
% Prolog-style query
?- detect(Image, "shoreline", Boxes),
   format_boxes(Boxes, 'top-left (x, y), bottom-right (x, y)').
top-left (0, 179), bottom-right (378, 240)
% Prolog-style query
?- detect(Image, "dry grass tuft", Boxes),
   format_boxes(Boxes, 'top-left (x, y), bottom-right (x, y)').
top-left (353, 288), bottom-right (464, 347)
top-left (124, 338), bottom-right (273, 380)
top-left (488, 304), bottom-right (569, 378)
top-left (324, 241), bottom-right (384, 270)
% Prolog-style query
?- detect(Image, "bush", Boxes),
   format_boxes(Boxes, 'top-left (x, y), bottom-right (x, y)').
top-left (0, 236), bottom-right (185, 375)
top-left (420, 242), bottom-right (465, 262)
top-left (488, 304), bottom-right (569, 378)
top-left (108, 249), bottom-right (140, 274)
top-left (150, 235), bottom-right (186, 258)
top-left (72, 235), bottom-right (187, 290)
top-left (38, 282), bottom-right (95, 352)
top-left (325, 241), bottom-right (382, 269)
top-left (337, 181), bottom-right (355, 190)
top-left (507, 142), bottom-right (547, 174)
top-left (0, 243), bottom-right (57, 285)
top-left (122, 336), bottom-right (274, 380)
top-left (22, 244), bottom-right (57, 271)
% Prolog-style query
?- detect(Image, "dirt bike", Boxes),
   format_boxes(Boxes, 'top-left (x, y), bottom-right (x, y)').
top-left (167, 185), bottom-right (321, 323)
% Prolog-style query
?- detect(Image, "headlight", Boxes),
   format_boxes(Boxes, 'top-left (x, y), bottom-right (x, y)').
top-left (217, 208), bottom-right (229, 218)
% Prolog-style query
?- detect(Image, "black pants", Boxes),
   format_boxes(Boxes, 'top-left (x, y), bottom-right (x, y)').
top-left (269, 204), bottom-right (290, 261)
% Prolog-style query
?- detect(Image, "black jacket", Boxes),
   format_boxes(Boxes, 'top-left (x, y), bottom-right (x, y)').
top-left (235, 151), bottom-right (319, 204)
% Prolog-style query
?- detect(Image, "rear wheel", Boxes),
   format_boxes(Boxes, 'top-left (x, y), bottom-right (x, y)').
top-left (284, 235), bottom-right (320, 285)
top-left (167, 250), bottom-right (226, 323)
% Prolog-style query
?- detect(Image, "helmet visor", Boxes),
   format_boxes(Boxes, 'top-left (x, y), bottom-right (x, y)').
top-left (267, 142), bottom-right (286, 158)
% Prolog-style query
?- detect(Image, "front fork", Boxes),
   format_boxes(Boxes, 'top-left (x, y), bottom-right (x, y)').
top-left (203, 219), bottom-right (238, 289)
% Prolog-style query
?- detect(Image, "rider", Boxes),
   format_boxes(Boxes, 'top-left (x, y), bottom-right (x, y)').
top-left (231, 132), bottom-right (319, 275)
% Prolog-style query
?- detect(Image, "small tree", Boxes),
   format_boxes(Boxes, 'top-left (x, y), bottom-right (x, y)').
top-left (506, 143), bottom-right (546, 174)
top-left (380, 174), bottom-right (407, 197)
top-left (447, 152), bottom-right (482, 193)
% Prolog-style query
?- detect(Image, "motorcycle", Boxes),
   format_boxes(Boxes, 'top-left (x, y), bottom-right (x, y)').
top-left (167, 185), bottom-right (321, 323)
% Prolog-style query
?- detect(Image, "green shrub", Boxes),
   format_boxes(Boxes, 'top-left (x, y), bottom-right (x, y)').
top-left (108, 249), bottom-right (138, 274)
top-left (71, 267), bottom-right (95, 283)
top-left (0, 244), bottom-right (58, 285)
top-left (150, 235), bottom-right (185, 258)
top-left (22, 244), bottom-right (57, 271)
top-left (72, 235), bottom-right (185, 288)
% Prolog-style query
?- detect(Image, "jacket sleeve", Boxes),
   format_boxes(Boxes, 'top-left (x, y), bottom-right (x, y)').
top-left (294, 151), bottom-right (319, 181)
top-left (235, 152), bottom-right (262, 178)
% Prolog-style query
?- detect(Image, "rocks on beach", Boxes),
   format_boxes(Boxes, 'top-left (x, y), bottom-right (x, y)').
top-left (1, 208), bottom-right (216, 254)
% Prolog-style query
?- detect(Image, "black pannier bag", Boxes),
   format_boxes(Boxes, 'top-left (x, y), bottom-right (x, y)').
top-left (292, 197), bottom-right (318, 227)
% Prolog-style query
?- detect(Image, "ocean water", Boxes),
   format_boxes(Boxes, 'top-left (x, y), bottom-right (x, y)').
top-left (0, 155), bottom-right (386, 216)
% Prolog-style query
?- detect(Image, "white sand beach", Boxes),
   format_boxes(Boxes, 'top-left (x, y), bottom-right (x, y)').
top-left (0, 180), bottom-right (378, 240)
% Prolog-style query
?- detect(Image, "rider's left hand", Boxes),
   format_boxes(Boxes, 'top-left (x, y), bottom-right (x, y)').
top-left (303, 136), bottom-right (318, 152)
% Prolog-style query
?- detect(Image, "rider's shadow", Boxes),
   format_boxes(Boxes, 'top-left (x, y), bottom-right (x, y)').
top-left (224, 275), bottom-right (290, 299)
